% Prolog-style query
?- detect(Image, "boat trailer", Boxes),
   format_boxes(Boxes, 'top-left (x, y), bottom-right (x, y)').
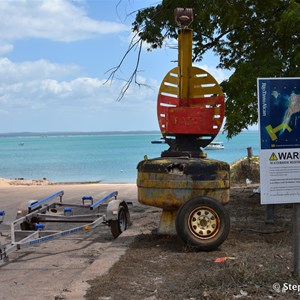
top-left (0, 190), bottom-right (131, 261)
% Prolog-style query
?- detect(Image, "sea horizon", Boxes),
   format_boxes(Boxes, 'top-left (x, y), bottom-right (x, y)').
top-left (0, 129), bottom-right (258, 138)
top-left (0, 131), bottom-right (260, 183)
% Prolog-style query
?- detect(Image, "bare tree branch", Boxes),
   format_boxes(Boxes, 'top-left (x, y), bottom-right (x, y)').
top-left (105, 1), bottom-right (163, 102)
top-left (104, 32), bottom-right (151, 102)
top-left (104, 32), bottom-right (141, 83)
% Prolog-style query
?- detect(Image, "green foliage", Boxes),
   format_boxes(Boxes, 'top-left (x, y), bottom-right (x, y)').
top-left (132, 0), bottom-right (300, 138)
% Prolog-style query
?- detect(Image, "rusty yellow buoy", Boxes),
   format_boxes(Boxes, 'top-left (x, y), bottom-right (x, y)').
top-left (137, 156), bottom-right (230, 250)
top-left (137, 8), bottom-right (230, 251)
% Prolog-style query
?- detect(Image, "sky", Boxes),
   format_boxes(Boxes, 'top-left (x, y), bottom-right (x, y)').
top-left (0, 0), bottom-right (231, 133)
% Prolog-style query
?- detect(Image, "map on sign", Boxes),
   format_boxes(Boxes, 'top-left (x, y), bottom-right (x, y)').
top-left (259, 78), bottom-right (300, 149)
top-left (258, 78), bottom-right (300, 204)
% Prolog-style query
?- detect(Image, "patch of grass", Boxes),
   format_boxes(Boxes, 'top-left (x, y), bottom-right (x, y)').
top-left (230, 156), bottom-right (260, 184)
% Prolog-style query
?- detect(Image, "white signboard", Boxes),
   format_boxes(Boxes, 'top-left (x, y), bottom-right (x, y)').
top-left (258, 78), bottom-right (300, 204)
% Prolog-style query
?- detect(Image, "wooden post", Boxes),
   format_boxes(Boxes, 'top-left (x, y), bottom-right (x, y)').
top-left (293, 203), bottom-right (300, 280)
top-left (247, 147), bottom-right (253, 158)
top-left (265, 204), bottom-right (274, 224)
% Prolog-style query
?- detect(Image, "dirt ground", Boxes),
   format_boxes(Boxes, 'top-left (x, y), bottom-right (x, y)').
top-left (85, 185), bottom-right (299, 300)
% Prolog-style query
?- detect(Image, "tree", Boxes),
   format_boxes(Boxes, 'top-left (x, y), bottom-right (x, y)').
top-left (127, 0), bottom-right (300, 138)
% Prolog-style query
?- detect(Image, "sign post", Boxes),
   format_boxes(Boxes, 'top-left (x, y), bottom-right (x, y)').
top-left (294, 203), bottom-right (300, 280)
top-left (258, 78), bottom-right (300, 278)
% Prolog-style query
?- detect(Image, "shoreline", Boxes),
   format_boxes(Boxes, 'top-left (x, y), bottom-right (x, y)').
top-left (0, 177), bottom-right (136, 186)
top-left (0, 156), bottom-right (259, 187)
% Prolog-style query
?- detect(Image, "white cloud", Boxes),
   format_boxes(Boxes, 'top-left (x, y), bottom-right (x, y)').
top-left (0, 1), bottom-right (160, 132)
top-left (0, 56), bottom-right (156, 111)
top-left (0, 0), bottom-right (128, 43)
top-left (0, 42), bottom-right (13, 55)
top-left (0, 70), bottom-right (158, 132)
top-left (0, 58), bottom-right (80, 83)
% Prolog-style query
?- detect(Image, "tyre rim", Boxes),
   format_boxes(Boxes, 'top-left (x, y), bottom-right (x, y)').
top-left (188, 206), bottom-right (220, 239)
top-left (118, 209), bottom-right (127, 232)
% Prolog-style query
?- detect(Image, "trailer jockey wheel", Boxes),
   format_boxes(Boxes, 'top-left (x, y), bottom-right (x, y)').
top-left (110, 205), bottom-right (129, 238)
top-left (20, 218), bottom-right (39, 231)
top-left (175, 196), bottom-right (230, 251)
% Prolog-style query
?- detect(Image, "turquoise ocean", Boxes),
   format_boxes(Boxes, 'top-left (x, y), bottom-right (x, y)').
top-left (0, 131), bottom-right (259, 183)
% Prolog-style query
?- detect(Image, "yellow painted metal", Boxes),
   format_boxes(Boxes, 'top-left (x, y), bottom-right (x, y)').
top-left (158, 28), bottom-right (223, 100)
top-left (140, 109), bottom-right (229, 235)
top-left (139, 11), bottom-right (229, 236)
top-left (137, 157), bottom-right (230, 214)
top-left (161, 84), bottom-right (178, 96)
top-left (163, 72), bottom-right (178, 85)
top-left (158, 66), bottom-right (223, 99)
top-left (137, 184), bottom-right (230, 210)
top-left (137, 172), bottom-right (229, 189)
top-left (175, 28), bottom-right (224, 101)
top-left (178, 28), bottom-right (192, 100)
top-left (159, 67), bottom-right (179, 97)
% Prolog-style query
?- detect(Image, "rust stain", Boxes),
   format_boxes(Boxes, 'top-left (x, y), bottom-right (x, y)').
top-left (137, 157), bottom-right (230, 210)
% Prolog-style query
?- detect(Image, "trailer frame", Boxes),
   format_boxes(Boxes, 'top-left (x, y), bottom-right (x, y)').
top-left (0, 190), bottom-right (131, 261)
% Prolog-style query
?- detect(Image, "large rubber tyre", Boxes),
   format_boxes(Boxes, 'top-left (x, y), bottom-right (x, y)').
top-left (176, 197), bottom-right (230, 251)
top-left (110, 206), bottom-right (128, 238)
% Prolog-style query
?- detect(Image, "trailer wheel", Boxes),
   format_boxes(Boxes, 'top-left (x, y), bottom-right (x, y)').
top-left (110, 205), bottom-right (128, 238)
top-left (176, 196), bottom-right (230, 251)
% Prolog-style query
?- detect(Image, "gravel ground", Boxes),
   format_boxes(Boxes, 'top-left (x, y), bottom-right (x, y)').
top-left (86, 185), bottom-right (298, 300)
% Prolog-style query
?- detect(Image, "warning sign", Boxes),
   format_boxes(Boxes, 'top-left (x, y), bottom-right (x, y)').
top-left (258, 78), bottom-right (300, 204)
top-left (269, 153), bottom-right (278, 161)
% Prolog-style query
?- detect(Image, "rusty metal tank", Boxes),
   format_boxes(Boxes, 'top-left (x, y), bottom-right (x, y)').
top-left (137, 156), bottom-right (230, 236)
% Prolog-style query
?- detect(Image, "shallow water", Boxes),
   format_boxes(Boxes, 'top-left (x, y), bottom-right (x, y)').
top-left (0, 131), bottom-right (259, 183)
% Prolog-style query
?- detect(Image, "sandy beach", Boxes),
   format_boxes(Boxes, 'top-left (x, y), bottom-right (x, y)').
top-left (0, 180), bottom-right (147, 300)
